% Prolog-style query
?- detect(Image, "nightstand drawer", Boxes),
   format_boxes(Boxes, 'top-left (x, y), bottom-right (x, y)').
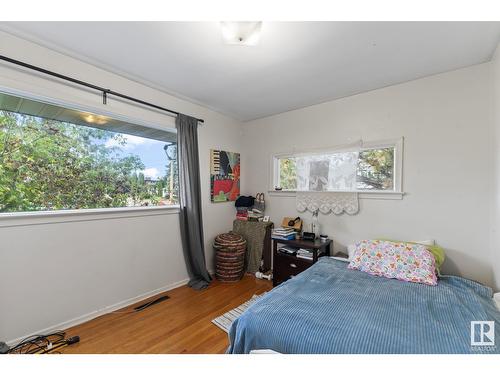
top-left (274, 254), bottom-right (311, 285)
top-left (275, 255), bottom-right (310, 275)
top-left (272, 238), bottom-right (332, 287)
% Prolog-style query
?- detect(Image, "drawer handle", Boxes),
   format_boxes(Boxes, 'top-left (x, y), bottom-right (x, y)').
top-left (290, 263), bottom-right (297, 268)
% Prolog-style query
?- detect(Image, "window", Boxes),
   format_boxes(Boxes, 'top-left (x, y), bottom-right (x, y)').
top-left (0, 93), bottom-right (178, 213)
top-left (279, 157), bottom-right (297, 190)
top-left (357, 147), bottom-right (395, 190)
top-left (272, 139), bottom-right (402, 193)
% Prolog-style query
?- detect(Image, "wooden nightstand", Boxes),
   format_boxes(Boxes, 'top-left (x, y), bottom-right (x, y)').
top-left (272, 238), bottom-right (332, 286)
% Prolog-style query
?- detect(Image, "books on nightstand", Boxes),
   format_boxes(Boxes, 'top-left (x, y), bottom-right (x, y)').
top-left (272, 226), bottom-right (296, 240)
top-left (278, 246), bottom-right (298, 255)
top-left (296, 248), bottom-right (313, 260)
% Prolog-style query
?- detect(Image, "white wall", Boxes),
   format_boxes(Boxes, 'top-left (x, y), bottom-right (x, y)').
top-left (0, 31), bottom-right (243, 343)
top-left (242, 63), bottom-right (498, 290)
top-left (492, 44), bottom-right (500, 290)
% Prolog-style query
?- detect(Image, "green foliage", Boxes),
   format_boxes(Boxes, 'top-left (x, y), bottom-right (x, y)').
top-left (356, 148), bottom-right (394, 190)
top-left (279, 157), bottom-right (297, 190)
top-left (0, 110), bottom-right (171, 212)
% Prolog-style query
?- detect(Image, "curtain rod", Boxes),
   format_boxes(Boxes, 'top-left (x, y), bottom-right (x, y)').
top-left (0, 54), bottom-right (205, 124)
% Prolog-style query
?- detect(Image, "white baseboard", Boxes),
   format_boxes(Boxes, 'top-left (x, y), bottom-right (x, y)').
top-left (6, 277), bottom-right (190, 346)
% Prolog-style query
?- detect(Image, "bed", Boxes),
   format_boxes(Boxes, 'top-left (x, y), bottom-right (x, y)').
top-left (227, 257), bottom-right (500, 354)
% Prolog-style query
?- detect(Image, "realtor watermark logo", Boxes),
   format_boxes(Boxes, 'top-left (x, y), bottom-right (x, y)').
top-left (470, 321), bottom-right (495, 351)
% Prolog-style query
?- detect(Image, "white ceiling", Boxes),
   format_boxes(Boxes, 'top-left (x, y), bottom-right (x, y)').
top-left (2, 22), bottom-right (500, 121)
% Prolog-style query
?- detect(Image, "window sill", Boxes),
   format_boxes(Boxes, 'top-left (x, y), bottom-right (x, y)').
top-left (0, 205), bottom-right (180, 228)
top-left (267, 190), bottom-right (405, 200)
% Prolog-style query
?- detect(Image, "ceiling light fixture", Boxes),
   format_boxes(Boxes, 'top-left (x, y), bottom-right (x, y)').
top-left (83, 114), bottom-right (108, 125)
top-left (220, 22), bottom-right (262, 46)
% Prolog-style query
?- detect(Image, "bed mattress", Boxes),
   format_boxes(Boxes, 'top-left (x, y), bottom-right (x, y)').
top-left (228, 257), bottom-right (500, 354)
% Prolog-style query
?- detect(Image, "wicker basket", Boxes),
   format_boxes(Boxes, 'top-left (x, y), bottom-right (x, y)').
top-left (214, 232), bottom-right (247, 282)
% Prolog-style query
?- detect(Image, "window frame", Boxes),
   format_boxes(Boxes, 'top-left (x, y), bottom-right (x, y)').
top-left (269, 137), bottom-right (404, 199)
top-left (0, 87), bottom-right (180, 223)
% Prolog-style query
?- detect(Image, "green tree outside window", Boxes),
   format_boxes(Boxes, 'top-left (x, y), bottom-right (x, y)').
top-left (0, 110), bottom-right (178, 212)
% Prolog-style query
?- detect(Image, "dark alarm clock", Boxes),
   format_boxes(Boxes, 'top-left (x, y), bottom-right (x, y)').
top-left (302, 232), bottom-right (316, 241)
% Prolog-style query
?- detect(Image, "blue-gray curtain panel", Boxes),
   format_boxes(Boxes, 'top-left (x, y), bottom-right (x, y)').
top-left (176, 114), bottom-right (212, 290)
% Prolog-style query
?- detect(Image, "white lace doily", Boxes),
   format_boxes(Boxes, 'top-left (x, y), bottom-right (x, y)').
top-left (296, 191), bottom-right (359, 215)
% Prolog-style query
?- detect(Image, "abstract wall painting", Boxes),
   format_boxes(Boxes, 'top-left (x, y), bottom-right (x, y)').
top-left (210, 149), bottom-right (240, 203)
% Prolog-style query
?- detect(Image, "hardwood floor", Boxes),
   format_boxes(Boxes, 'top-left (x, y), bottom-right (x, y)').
top-left (60, 275), bottom-right (272, 354)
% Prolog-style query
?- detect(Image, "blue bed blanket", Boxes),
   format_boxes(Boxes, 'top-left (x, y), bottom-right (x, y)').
top-left (227, 257), bottom-right (500, 354)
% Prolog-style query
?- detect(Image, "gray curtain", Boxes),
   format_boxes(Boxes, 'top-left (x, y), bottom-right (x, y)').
top-left (176, 114), bottom-right (212, 290)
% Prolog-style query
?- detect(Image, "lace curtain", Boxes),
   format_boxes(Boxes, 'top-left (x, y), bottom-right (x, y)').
top-left (295, 151), bottom-right (359, 215)
top-left (296, 151), bottom-right (358, 191)
top-left (296, 191), bottom-right (359, 214)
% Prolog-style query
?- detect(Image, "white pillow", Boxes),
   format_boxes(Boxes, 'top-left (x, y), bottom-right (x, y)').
top-left (347, 244), bottom-right (357, 259)
top-left (347, 239), bottom-right (435, 259)
top-left (494, 293), bottom-right (500, 311)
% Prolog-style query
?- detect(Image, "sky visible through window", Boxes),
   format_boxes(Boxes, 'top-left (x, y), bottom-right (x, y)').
top-left (103, 134), bottom-right (170, 180)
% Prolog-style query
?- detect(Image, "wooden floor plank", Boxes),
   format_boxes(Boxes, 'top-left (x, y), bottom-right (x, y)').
top-left (60, 275), bottom-right (272, 354)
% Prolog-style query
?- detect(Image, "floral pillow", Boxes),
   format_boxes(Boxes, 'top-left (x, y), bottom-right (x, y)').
top-left (348, 240), bottom-right (438, 286)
